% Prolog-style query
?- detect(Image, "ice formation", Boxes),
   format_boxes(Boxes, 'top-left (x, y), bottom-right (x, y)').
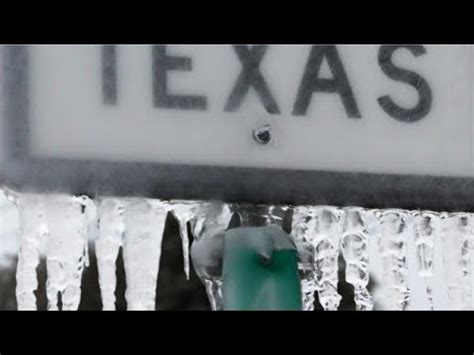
top-left (3, 186), bottom-right (474, 311)
top-left (96, 198), bottom-right (125, 310)
top-left (122, 199), bottom-right (170, 310)
top-left (341, 207), bottom-right (373, 310)
top-left (291, 206), bottom-right (343, 310)
top-left (440, 212), bottom-right (472, 310)
top-left (375, 209), bottom-right (411, 310)
top-left (5, 189), bottom-right (93, 311)
top-left (170, 200), bottom-right (201, 280)
top-left (13, 193), bottom-right (47, 310)
top-left (189, 202), bottom-right (233, 310)
top-left (43, 195), bottom-right (92, 310)
top-left (413, 210), bottom-right (437, 309)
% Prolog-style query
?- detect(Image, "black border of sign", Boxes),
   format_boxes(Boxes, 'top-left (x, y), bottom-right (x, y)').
top-left (2, 45), bottom-right (474, 212)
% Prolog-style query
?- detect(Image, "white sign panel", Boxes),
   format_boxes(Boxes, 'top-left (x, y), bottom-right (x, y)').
top-left (1, 45), bottom-right (473, 210)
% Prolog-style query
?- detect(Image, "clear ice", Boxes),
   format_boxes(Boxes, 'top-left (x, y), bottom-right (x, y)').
top-left (43, 195), bottom-right (91, 311)
top-left (13, 193), bottom-right (47, 310)
top-left (292, 206), bottom-right (343, 311)
top-left (291, 206), bottom-right (318, 311)
top-left (413, 210), bottom-right (437, 309)
top-left (235, 204), bottom-right (288, 228)
top-left (122, 199), bottom-right (170, 310)
top-left (171, 200), bottom-right (201, 280)
top-left (440, 212), bottom-right (472, 310)
top-left (6, 185), bottom-right (474, 311)
top-left (6, 189), bottom-right (93, 311)
top-left (189, 202), bottom-right (232, 310)
top-left (96, 198), bottom-right (125, 310)
top-left (375, 209), bottom-right (411, 310)
top-left (341, 207), bottom-right (373, 310)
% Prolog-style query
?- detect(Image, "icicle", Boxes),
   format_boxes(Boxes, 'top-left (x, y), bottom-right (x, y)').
top-left (292, 206), bottom-right (343, 310)
top-left (204, 279), bottom-right (223, 311)
top-left (376, 209), bottom-right (411, 310)
top-left (440, 212), bottom-right (472, 310)
top-left (43, 195), bottom-right (90, 311)
top-left (170, 200), bottom-right (201, 280)
top-left (96, 198), bottom-right (126, 310)
top-left (412, 210), bottom-right (438, 309)
top-left (291, 206), bottom-right (317, 311)
top-left (341, 207), bottom-right (373, 311)
top-left (122, 199), bottom-right (170, 310)
top-left (74, 195), bottom-right (96, 268)
top-left (13, 193), bottom-right (47, 310)
top-left (311, 206), bottom-right (343, 310)
top-left (190, 202), bottom-right (232, 310)
top-left (291, 206), bottom-right (316, 311)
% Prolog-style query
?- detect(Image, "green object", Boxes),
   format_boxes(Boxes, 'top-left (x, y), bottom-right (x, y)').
top-left (222, 226), bottom-right (302, 311)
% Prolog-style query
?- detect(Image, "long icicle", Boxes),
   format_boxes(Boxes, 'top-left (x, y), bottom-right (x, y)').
top-left (341, 207), bottom-right (373, 310)
top-left (13, 192), bottom-right (48, 310)
top-left (96, 198), bottom-right (126, 310)
top-left (440, 212), bottom-right (472, 310)
top-left (170, 200), bottom-right (201, 280)
top-left (122, 199), bottom-right (170, 310)
top-left (291, 205), bottom-right (317, 311)
top-left (376, 209), bottom-right (411, 310)
top-left (412, 210), bottom-right (437, 309)
top-left (189, 202), bottom-right (232, 311)
top-left (43, 194), bottom-right (90, 311)
top-left (311, 206), bottom-right (343, 311)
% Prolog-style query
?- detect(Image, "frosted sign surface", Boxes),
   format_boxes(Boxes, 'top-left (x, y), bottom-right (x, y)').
top-left (24, 45), bottom-right (472, 176)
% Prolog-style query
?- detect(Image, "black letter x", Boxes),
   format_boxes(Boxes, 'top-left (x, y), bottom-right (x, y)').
top-left (224, 45), bottom-right (280, 114)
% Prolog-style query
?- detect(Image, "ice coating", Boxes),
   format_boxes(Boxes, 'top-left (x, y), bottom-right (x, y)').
top-left (170, 200), bottom-right (201, 280)
top-left (376, 209), bottom-right (411, 310)
top-left (122, 199), bottom-right (170, 310)
top-left (292, 206), bottom-right (343, 310)
top-left (204, 278), bottom-right (223, 311)
top-left (412, 210), bottom-right (437, 308)
top-left (341, 207), bottom-right (373, 310)
top-left (291, 206), bottom-right (317, 310)
top-left (96, 198), bottom-right (125, 310)
top-left (189, 202), bottom-right (232, 310)
top-left (43, 195), bottom-right (91, 311)
top-left (311, 206), bottom-right (343, 310)
top-left (7, 185), bottom-right (474, 311)
top-left (440, 212), bottom-right (472, 310)
top-left (235, 204), bottom-right (288, 228)
top-left (13, 193), bottom-right (47, 310)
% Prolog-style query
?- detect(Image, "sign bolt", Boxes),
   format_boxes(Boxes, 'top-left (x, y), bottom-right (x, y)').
top-left (253, 124), bottom-right (273, 146)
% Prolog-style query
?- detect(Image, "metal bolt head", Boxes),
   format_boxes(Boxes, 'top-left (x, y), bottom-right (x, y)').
top-left (253, 124), bottom-right (273, 145)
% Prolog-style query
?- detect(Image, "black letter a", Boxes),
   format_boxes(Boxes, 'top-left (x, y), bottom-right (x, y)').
top-left (293, 45), bottom-right (361, 118)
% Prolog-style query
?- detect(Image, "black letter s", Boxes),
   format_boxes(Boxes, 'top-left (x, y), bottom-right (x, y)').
top-left (378, 45), bottom-right (432, 123)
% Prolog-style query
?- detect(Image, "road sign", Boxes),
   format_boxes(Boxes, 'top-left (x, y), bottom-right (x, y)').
top-left (1, 45), bottom-right (474, 211)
